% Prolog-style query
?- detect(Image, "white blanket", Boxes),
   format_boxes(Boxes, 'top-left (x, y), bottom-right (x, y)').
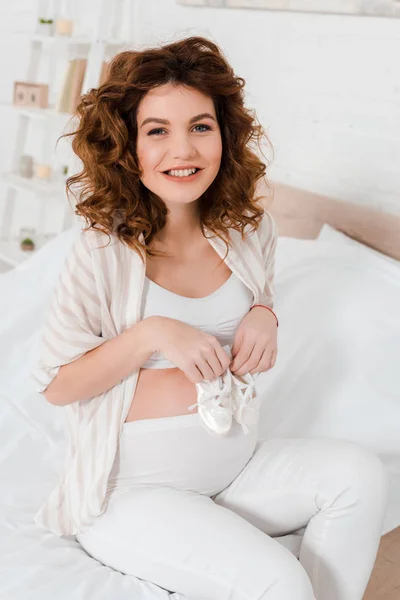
top-left (1, 224), bottom-right (399, 599)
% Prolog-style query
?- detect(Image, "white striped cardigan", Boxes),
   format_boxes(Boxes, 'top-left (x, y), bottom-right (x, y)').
top-left (31, 205), bottom-right (278, 537)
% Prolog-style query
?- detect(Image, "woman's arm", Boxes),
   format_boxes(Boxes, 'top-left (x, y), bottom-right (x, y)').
top-left (31, 230), bottom-right (158, 406)
top-left (252, 176), bottom-right (278, 309)
top-left (44, 317), bottom-right (157, 406)
top-left (258, 208), bottom-right (278, 309)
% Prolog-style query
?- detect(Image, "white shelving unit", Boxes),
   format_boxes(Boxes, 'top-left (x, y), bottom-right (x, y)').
top-left (0, 0), bottom-right (133, 269)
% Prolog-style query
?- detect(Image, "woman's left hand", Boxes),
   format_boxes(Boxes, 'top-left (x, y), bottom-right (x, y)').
top-left (229, 307), bottom-right (278, 376)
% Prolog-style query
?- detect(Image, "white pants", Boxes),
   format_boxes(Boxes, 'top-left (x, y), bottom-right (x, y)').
top-left (76, 413), bottom-right (388, 600)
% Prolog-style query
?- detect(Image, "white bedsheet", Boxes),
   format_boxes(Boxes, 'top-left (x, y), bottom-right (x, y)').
top-left (1, 224), bottom-right (399, 599)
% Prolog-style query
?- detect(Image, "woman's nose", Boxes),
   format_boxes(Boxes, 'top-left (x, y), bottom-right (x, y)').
top-left (171, 133), bottom-right (197, 158)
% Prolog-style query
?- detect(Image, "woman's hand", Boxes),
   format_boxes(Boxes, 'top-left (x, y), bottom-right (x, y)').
top-left (229, 307), bottom-right (278, 376)
top-left (148, 316), bottom-right (231, 384)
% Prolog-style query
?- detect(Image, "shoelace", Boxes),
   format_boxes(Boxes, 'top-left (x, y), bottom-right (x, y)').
top-left (188, 369), bottom-right (260, 434)
top-left (188, 371), bottom-right (233, 413)
top-left (230, 371), bottom-right (259, 433)
top-left (231, 371), bottom-right (258, 399)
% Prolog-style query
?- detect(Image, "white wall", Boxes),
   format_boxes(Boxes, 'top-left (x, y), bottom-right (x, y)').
top-left (0, 0), bottom-right (399, 245)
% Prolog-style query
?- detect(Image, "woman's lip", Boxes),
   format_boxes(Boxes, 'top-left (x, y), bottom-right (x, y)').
top-left (163, 166), bottom-right (202, 170)
top-left (161, 168), bottom-right (203, 182)
top-left (162, 168), bottom-right (203, 173)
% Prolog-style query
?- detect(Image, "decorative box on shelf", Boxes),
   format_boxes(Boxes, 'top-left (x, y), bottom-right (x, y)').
top-left (13, 81), bottom-right (49, 109)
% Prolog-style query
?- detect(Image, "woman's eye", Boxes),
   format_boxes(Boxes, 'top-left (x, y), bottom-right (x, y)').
top-left (147, 124), bottom-right (211, 136)
top-left (148, 128), bottom-right (165, 136)
top-left (193, 124), bottom-right (211, 132)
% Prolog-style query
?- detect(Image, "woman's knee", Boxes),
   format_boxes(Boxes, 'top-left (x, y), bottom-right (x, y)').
top-left (333, 440), bottom-right (388, 494)
top-left (257, 546), bottom-right (315, 600)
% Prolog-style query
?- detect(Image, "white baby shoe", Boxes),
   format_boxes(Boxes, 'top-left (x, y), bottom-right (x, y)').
top-left (222, 344), bottom-right (260, 433)
top-left (188, 344), bottom-right (234, 436)
top-left (187, 345), bottom-right (260, 436)
top-left (230, 371), bottom-right (260, 434)
top-left (188, 371), bottom-right (233, 436)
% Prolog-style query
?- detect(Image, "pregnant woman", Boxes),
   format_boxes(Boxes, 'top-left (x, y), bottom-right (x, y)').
top-left (32, 36), bottom-right (388, 600)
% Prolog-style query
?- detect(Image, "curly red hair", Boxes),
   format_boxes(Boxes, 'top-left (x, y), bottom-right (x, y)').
top-left (61, 36), bottom-right (274, 263)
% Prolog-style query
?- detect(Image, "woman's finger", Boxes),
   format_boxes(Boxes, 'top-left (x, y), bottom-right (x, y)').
top-left (215, 344), bottom-right (232, 374)
top-left (233, 342), bottom-right (264, 375)
top-left (196, 356), bottom-right (216, 381)
top-left (248, 346), bottom-right (271, 374)
top-left (230, 341), bottom-right (255, 372)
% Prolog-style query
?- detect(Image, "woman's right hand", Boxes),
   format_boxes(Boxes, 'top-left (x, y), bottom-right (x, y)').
top-left (146, 316), bottom-right (231, 384)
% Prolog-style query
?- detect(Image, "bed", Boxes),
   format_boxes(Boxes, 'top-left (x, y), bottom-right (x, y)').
top-left (1, 182), bottom-right (399, 599)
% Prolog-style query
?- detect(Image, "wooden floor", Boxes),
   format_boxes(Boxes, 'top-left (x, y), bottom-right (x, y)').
top-left (363, 527), bottom-right (400, 599)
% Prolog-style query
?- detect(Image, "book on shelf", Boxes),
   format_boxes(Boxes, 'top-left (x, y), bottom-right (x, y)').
top-left (56, 59), bottom-right (87, 113)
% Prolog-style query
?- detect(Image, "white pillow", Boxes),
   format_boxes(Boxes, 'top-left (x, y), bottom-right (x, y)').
top-left (257, 230), bottom-right (400, 534)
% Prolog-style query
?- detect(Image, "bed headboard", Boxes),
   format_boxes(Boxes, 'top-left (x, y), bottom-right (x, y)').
top-left (258, 180), bottom-right (400, 262)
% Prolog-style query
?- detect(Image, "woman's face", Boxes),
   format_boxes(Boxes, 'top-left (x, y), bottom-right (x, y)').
top-left (136, 83), bottom-right (223, 206)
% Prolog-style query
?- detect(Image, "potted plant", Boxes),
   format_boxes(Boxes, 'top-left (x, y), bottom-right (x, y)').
top-left (37, 18), bottom-right (54, 36)
top-left (20, 237), bottom-right (35, 252)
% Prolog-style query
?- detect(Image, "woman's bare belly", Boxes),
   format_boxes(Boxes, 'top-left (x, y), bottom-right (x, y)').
top-left (124, 368), bottom-right (198, 422)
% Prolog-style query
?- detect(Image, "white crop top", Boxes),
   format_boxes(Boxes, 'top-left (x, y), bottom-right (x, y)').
top-left (140, 271), bottom-right (254, 369)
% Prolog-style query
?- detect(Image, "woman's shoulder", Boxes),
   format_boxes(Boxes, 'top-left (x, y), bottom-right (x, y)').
top-left (76, 226), bottom-right (120, 255)
top-left (258, 207), bottom-right (278, 240)
top-left (252, 176), bottom-right (278, 242)
top-left (243, 203), bottom-right (277, 249)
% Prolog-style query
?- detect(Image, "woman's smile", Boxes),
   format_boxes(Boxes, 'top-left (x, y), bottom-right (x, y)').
top-left (161, 168), bottom-right (204, 183)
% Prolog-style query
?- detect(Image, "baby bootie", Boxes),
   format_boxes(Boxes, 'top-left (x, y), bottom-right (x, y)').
top-left (188, 374), bottom-right (233, 436)
top-left (230, 371), bottom-right (260, 434)
top-left (225, 344), bottom-right (260, 433)
top-left (188, 345), bottom-right (234, 436)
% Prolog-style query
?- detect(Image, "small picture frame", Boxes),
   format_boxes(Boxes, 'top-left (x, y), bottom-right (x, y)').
top-left (13, 82), bottom-right (49, 109)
